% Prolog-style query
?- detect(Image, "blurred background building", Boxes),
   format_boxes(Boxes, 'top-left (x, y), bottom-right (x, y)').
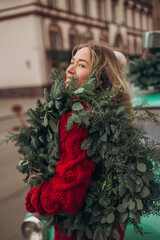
top-left (0, 0), bottom-right (160, 97)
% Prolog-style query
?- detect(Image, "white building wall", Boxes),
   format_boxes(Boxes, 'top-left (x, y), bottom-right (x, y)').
top-left (135, 10), bottom-right (139, 29)
top-left (105, 0), bottom-right (112, 22)
top-left (137, 37), bottom-right (142, 55)
top-left (0, 15), bottom-right (46, 88)
top-left (120, 26), bottom-right (128, 48)
top-left (128, 35), bottom-right (134, 55)
top-left (142, 12), bottom-right (146, 30)
top-left (58, 0), bottom-right (67, 10)
top-left (74, 0), bottom-right (82, 15)
top-left (58, 21), bottom-right (71, 50)
top-left (143, 11), bottom-right (148, 30)
top-left (92, 28), bottom-right (101, 41)
top-left (90, 0), bottom-right (98, 19)
top-left (118, 0), bottom-right (124, 24)
top-left (76, 24), bottom-right (91, 41)
top-left (108, 24), bottom-right (118, 46)
top-left (149, 16), bottom-right (153, 30)
top-left (0, 0), bottom-right (34, 10)
top-left (127, 8), bottom-right (132, 27)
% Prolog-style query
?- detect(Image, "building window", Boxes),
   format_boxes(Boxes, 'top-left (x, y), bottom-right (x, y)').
top-left (84, 0), bottom-right (90, 17)
top-left (132, 5), bottom-right (136, 28)
top-left (112, 2), bottom-right (116, 22)
top-left (140, 8), bottom-right (143, 29)
top-left (134, 39), bottom-right (137, 55)
top-left (124, 6), bottom-right (127, 25)
top-left (85, 32), bottom-right (93, 42)
top-left (99, 30), bottom-right (108, 42)
top-left (80, 31), bottom-right (93, 43)
top-left (147, 12), bottom-right (152, 30)
top-left (69, 34), bottom-right (77, 49)
top-left (67, 0), bottom-right (74, 13)
top-left (114, 34), bottom-right (123, 49)
top-left (50, 31), bottom-right (61, 50)
top-left (48, 0), bottom-right (57, 8)
top-left (97, 0), bottom-right (103, 20)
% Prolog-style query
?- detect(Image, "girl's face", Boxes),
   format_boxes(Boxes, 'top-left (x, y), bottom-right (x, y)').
top-left (65, 47), bottom-right (91, 87)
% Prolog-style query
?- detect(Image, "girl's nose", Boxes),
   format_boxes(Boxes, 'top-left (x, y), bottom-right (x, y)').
top-left (66, 64), bottom-right (76, 74)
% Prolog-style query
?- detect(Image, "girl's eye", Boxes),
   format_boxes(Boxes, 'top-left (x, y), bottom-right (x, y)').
top-left (79, 64), bottom-right (85, 68)
top-left (70, 61), bottom-right (74, 65)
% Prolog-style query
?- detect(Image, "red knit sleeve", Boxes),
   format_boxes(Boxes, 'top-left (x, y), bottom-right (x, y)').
top-left (25, 111), bottom-right (95, 215)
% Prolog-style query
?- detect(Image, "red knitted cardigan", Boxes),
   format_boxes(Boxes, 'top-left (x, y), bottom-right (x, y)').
top-left (25, 111), bottom-right (125, 240)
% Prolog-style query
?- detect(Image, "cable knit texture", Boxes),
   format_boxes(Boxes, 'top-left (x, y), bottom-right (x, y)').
top-left (25, 111), bottom-right (95, 215)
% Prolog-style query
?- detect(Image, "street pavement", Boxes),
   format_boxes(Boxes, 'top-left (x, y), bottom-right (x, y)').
top-left (0, 97), bottom-right (41, 240)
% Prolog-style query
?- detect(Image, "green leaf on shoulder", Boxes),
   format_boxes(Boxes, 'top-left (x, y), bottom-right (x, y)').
top-left (74, 88), bottom-right (84, 95)
top-left (82, 83), bottom-right (95, 92)
top-left (72, 102), bottom-right (84, 111)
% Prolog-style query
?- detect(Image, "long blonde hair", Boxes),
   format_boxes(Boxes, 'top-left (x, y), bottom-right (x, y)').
top-left (73, 41), bottom-right (132, 110)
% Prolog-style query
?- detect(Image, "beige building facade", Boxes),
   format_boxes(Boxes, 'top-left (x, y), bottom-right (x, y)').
top-left (0, 0), bottom-right (157, 97)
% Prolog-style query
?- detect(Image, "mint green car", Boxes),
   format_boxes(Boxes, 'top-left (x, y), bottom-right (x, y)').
top-left (124, 215), bottom-right (160, 240)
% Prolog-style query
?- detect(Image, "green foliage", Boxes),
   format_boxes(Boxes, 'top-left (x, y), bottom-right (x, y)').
top-left (4, 68), bottom-right (160, 240)
top-left (126, 52), bottom-right (160, 89)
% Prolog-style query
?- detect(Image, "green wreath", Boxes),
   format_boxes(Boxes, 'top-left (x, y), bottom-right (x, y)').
top-left (6, 69), bottom-right (160, 240)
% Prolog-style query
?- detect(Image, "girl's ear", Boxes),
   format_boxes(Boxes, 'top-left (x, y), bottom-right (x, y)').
top-left (113, 51), bottom-right (127, 72)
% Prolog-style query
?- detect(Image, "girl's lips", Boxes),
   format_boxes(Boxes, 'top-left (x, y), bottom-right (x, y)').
top-left (65, 78), bottom-right (71, 86)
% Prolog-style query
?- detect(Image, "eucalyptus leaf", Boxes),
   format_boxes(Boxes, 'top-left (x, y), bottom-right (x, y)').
top-left (100, 132), bottom-right (107, 142)
top-left (107, 212), bottom-right (115, 224)
top-left (137, 163), bottom-right (147, 172)
top-left (86, 77), bottom-right (96, 84)
top-left (136, 199), bottom-right (143, 210)
top-left (106, 226), bottom-right (112, 237)
top-left (121, 212), bottom-right (129, 223)
top-left (74, 88), bottom-right (84, 94)
top-left (72, 102), bottom-right (84, 111)
top-left (144, 171), bottom-right (154, 181)
top-left (81, 138), bottom-right (92, 150)
top-left (85, 226), bottom-right (92, 239)
top-left (82, 83), bottom-right (95, 91)
top-left (117, 203), bottom-right (128, 213)
top-left (47, 165), bottom-right (56, 174)
top-left (68, 228), bottom-right (73, 238)
top-left (142, 175), bottom-right (150, 187)
top-left (77, 230), bottom-right (84, 240)
top-left (135, 184), bottom-right (142, 193)
top-left (112, 228), bottom-right (120, 240)
top-left (72, 113), bottom-right (81, 124)
top-left (128, 200), bottom-right (135, 211)
top-left (139, 186), bottom-right (150, 198)
top-left (111, 125), bottom-right (116, 134)
top-left (101, 216), bottom-right (108, 224)
top-left (84, 89), bottom-right (96, 96)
